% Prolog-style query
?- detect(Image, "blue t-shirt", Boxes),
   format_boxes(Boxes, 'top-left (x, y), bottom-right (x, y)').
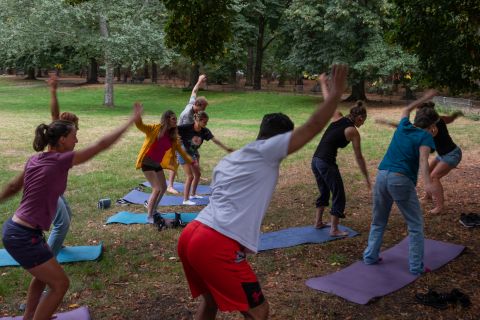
top-left (378, 117), bottom-right (435, 185)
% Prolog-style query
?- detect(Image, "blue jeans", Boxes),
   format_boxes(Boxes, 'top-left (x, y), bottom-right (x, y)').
top-left (47, 196), bottom-right (72, 256)
top-left (311, 157), bottom-right (346, 217)
top-left (363, 170), bottom-right (424, 275)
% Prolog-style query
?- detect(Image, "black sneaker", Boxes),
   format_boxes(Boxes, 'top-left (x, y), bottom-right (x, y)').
top-left (152, 212), bottom-right (166, 231)
top-left (415, 290), bottom-right (450, 309)
top-left (450, 289), bottom-right (471, 308)
top-left (459, 213), bottom-right (476, 228)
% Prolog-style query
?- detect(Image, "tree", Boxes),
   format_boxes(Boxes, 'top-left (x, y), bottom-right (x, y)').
top-left (391, 0), bottom-right (480, 94)
top-left (162, 0), bottom-right (234, 87)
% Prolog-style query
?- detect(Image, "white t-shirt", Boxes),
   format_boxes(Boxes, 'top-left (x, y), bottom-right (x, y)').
top-left (196, 131), bottom-right (292, 253)
top-left (178, 96), bottom-right (196, 125)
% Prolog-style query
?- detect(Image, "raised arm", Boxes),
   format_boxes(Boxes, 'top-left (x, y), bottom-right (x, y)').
top-left (191, 74), bottom-right (207, 98)
top-left (442, 110), bottom-right (463, 124)
top-left (346, 128), bottom-right (371, 190)
top-left (0, 171), bottom-right (25, 203)
top-left (48, 74), bottom-right (60, 121)
top-left (400, 89), bottom-right (437, 119)
top-left (288, 64), bottom-right (348, 155)
top-left (72, 102), bottom-right (143, 166)
top-left (211, 137), bottom-right (234, 153)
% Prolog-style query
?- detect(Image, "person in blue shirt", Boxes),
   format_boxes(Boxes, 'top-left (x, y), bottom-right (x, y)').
top-left (363, 90), bottom-right (440, 275)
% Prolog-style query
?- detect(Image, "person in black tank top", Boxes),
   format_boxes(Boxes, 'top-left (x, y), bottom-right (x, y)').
top-left (375, 104), bottom-right (462, 214)
top-left (311, 74), bottom-right (371, 236)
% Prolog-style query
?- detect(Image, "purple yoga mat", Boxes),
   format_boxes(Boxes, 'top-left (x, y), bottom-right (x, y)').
top-left (306, 238), bottom-right (465, 304)
top-left (0, 306), bottom-right (90, 320)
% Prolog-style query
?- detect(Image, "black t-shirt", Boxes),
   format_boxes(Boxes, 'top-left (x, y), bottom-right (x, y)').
top-left (177, 124), bottom-right (214, 157)
top-left (313, 117), bottom-right (354, 164)
top-left (434, 118), bottom-right (456, 155)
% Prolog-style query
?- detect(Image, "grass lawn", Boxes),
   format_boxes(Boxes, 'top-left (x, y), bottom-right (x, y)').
top-left (0, 76), bottom-right (479, 319)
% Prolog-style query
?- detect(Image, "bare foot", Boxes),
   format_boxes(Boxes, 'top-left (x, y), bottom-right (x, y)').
top-left (429, 206), bottom-right (443, 214)
top-left (314, 222), bottom-right (330, 229)
top-left (330, 230), bottom-right (349, 237)
top-left (167, 187), bottom-right (179, 194)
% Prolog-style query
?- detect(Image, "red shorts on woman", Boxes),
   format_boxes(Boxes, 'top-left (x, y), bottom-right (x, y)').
top-left (177, 220), bottom-right (265, 312)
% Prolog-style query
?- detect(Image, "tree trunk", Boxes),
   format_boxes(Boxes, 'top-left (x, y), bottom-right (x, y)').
top-left (229, 66), bottom-right (237, 86)
top-left (245, 46), bottom-right (254, 87)
top-left (99, 16), bottom-right (114, 107)
top-left (402, 86), bottom-right (416, 100)
top-left (253, 16), bottom-right (265, 90)
top-left (278, 72), bottom-right (286, 87)
top-left (151, 61), bottom-right (158, 83)
top-left (36, 68), bottom-right (42, 78)
top-left (87, 58), bottom-right (99, 84)
top-left (188, 64), bottom-right (200, 89)
top-left (144, 60), bottom-right (150, 79)
top-left (345, 79), bottom-right (367, 101)
top-left (25, 67), bottom-right (36, 80)
top-left (115, 66), bottom-right (121, 82)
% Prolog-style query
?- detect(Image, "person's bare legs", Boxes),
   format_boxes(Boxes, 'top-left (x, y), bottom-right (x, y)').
top-left (183, 164), bottom-right (194, 202)
top-left (241, 300), bottom-right (269, 320)
top-left (421, 158), bottom-right (439, 202)
top-left (24, 258), bottom-right (69, 320)
top-left (429, 161), bottom-right (454, 214)
top-left (144, 170), bottom-right (167, 221)
top-left (314, 207), bottom-right (329, 229)
top-left (167, 169), bottom-right (179, 194)
top-left (190, 161), bottom-right (201, 197)
top-left (195, 293), bottom-right (218, 320)
top-left (330, 215), bottom-right (348, 237)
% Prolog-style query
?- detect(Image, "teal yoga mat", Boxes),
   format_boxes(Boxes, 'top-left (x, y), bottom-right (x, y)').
top-left (106, 211), bottom-right (198, 224)
top-left (0, 244), bottom-right (103, 267)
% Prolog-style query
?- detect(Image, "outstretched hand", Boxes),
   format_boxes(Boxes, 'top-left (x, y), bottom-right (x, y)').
top-left (47, 74), bottom-right (58, 90)
top-left (198, 74), bottom-right (207, 84)
top-left (131, 102), bottom-right (144, 123)
top-left (328, 65), bottom-right (348, 99)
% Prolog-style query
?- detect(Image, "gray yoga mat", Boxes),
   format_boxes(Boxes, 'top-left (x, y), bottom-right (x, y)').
top-left (258, 225), bottom-right (358, 251)
top-left (305, 238), bottom-right (465, 304)
top-left (122, 189), bottom-right (209, 206)
top-left (0, 306), bottom-right (90, 319)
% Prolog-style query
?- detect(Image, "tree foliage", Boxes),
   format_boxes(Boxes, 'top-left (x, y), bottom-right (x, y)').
top-left (391, 0), bottom-right (480, 93)
top-left (162, 0), bottom-right (233, 65)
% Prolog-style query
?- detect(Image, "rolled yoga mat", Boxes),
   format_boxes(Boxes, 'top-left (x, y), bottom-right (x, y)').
top-left (305, 238), bottom-right (465, 304)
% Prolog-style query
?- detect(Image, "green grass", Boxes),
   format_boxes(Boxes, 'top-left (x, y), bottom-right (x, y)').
top-left (0, 76), bottom-right (479, 319)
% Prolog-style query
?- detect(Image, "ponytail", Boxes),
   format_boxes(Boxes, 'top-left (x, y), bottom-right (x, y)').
top-left (349, 100), bottom-right (366, 118)
top-left (32, 120), bottom-right (75, 151)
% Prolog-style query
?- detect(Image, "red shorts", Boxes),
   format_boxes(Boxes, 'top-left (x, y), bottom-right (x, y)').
top-left (177, 220), bottom-right (265, 312)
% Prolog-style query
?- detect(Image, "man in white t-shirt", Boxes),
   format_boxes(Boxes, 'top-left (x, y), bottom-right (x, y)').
top-left (177, 65), bottom-right (349, 319)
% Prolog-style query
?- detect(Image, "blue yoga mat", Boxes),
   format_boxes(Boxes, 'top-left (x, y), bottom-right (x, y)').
top-left (106, 211), bottom-right (198, 224)
top-left (0, 306), bottom-right (91, 320)
top-left (258, 225), bottom-right (358, 251)
top-left (141, 181), bottom-right (212, 195)
top-left (306, 238), bottom-right (465, 304)
top-left (0, 244), bottom-right (103, 267)
top-left (122, 189), bottom-right (209, 206)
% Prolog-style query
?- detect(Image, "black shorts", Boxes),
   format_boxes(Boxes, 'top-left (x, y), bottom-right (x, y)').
top-left (141, 156), bottom-right (163, 172)
top-left (2, 218), bottom-right (53, 269)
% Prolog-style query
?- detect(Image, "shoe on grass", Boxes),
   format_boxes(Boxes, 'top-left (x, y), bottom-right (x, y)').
top-left (451, 289), bottom-right (471, 308)
top-left (459, 213), bottom-right (476, 228)
top-left (415, 290), bottom-right (449, 309)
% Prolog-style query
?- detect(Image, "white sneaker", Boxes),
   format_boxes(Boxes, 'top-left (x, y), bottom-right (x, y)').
top-left (190, 195), bottom-right (203, 199)
top-left (147, 215), bottom-right (154, 224)
top-left (182, 200), bottom-right (196, 205)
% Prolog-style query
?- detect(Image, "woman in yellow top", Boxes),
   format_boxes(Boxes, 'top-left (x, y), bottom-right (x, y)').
top-left (135, 110), bottom-right (192, 223)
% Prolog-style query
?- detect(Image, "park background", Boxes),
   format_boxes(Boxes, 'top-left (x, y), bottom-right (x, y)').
top-left (1, 0), bottom-right (480, 319)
